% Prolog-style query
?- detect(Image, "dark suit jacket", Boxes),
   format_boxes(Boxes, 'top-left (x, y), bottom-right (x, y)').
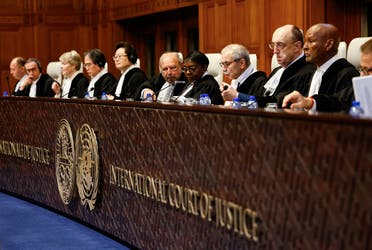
top-left (14, 74), bottom-right (55, 97)
top-left (185, 74), bottom-right (224, 105)
top-left (136, 72), bottom-right (188, 99)
top-left (92, 72), bottom-right (117, 99)
top-left (67, 73), bottom-right (89, 98)
top-left (256, 55), bottom-right (316, 107)
top-left (115, 68), bottom-right (148, 100)
top-left (309, 58), bottom-right (359, 112)
top-left (236, 71), bottom-right (267, 102)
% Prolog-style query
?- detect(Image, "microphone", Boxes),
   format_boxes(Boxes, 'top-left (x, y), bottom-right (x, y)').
top-left (153, 83), bottom-right (174, 97)
top-left (155, 80), bottom-right (185, 96)
top-left (6, 76), bottom-right (12, 96)
top-left (172, 81), bottom-right (194, 103)
top-left (264, 90), bottom-right (271, 96)
top-left (222, 85), bottom-right (228, 91)
top-left (150, 80), bottom-right (186, 102)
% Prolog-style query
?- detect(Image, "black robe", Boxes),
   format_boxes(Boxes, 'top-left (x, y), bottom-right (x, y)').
top-left (115, 68), bottom-right (148, 100)
top-left (66, 73), bottom-right (89, 98)
top-left (185, 74), bottom-right (224, 105)
top-left (92, 72), bottom-right (117, 99)
top-left (256, 55), bottom-right (316, 107)
top-left (307, 58), bottom-right (359, 112)
top-left (234, 71), bottom-right (267, 101)
top-left (14, 74), bottom-right (55, 97)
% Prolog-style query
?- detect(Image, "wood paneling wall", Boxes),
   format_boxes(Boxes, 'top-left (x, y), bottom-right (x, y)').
top-left (0, 0), bottom-right (362, 93)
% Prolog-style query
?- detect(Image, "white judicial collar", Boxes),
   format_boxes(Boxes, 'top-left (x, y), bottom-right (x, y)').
top-left (234, 65), bottom-right (255, 89)
top-left (263, 67), bottom-right (284, 96)
top-left (157, 82), bottom-right (175, 102)
top-left (308, 54), bottom-right (340, 97)
top-left (61, 71), bottom-right (79, 98)
top-left (88, 68), bottom-right (108, 96)
top-left (115, 64), bottom-right (138, 97)
top-left (29, 75), bottom-right (41, 97)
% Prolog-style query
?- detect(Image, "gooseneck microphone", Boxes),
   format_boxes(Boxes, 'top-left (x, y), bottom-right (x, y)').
top-left (154, 80), bottom-right (185, 96)
top-left (6, 76), bottom-right (11, 96)
top-left (172, 81), bottom-right (194, 103)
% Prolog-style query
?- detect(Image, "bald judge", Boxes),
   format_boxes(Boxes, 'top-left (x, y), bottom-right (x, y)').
top-left (282, 23), bottom-right (359, 112)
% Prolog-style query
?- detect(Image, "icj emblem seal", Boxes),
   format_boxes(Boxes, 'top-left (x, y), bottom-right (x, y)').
top-left (75, 123), bottom-right (99, 211)
top-left (55, 119), bottom-right (75, 205)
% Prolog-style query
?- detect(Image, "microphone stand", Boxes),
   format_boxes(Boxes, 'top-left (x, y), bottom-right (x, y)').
top-left (6, 76), bottom-right (12, 96)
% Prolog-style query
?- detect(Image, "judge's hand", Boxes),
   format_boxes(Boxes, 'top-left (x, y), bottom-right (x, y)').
top-left (282, 91), bottom-right (313, 110)
top-left (52, 82), bottom-right (61, 95)
top-left (19, 77), bottom-right (33, 91)
top-left (143, 88), bottom-right (156, 101)
top-left (221, 83), bottom-right (238, 101)
top-left (106, 94), bottom-right (115, 100)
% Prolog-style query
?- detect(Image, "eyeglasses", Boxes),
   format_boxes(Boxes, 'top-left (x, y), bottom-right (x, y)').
top-left (26, 67), bottom-right (38, 73)
top-left (219, 59), bottom-right (240, 68)
top-left (182, 65), bottom-right (198, 73)
top-left (112, 54), bottom-right (128, 60)
top-left (84, 62), bottom-right (94, 68)
top-left (161, 66), bottom-right (178, 72)
top-left (358, 66), bottom-right (372, 75)
top-left (268, 42), bottom-right (288, 50)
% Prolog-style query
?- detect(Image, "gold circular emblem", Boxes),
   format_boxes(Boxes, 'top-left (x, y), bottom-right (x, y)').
top-left (75, 123), bottom-right (99, 211)
top-left (55, 119), bottom-right (75, 205)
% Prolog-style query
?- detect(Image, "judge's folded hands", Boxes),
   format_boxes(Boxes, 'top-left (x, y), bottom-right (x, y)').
top-left (282, 90), bottom-right (314, 110)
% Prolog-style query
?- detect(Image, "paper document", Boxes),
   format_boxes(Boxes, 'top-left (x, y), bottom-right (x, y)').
top-left (352, 75), bottom-right (372, 118)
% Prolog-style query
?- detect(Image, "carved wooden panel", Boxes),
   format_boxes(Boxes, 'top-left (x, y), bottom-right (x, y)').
top-left (0, 0), bottom-right (364, 92)
top-left (0, 98), bottom-right (371, 249)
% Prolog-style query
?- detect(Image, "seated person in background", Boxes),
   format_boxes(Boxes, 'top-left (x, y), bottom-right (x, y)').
top-left (138, 52), bottom-right (187, 102)
top-left (52, 50), bottom-right (89, 98)
top-left (282, 23), bottom-right (359, 112)
top-left (84, 48), bottom-right (117, 99)
top-left (258, 24), bottom-right (316, 107)
top-left (180, 50), bottom-right (224, 105)
top-left (358, 38), bottom-right (372, 76)
top-left (9, 56), bottom-right (27, 95)
top-left (111, 42), bottom-right (148, 101)
top-left (14, 58), bottom-right (56, 97)
top-left (220, 43), bottom-right (266, 102)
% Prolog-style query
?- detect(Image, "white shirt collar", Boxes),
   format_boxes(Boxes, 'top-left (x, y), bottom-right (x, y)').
top-left (318, 54), bottom-right (340, 73)
top-left (236, 65), bottom-right (256, 84)
top-left (284, 51), bottom-right (304, 69)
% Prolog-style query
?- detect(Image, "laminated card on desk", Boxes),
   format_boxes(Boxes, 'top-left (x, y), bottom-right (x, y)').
top-left (352, 75), bottom-right (372, 118)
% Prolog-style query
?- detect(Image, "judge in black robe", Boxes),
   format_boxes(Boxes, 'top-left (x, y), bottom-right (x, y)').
top-left (254, 55), bottom-right (316, 107)
top-left (182, 51), bottom-right (224, 105)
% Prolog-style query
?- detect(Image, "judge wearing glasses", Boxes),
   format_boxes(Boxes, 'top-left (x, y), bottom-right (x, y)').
top-left (181, 50), bottom-right (224, 105)
top-left (359, 39), bottom-right (372, 76)
top-left (111, 42), bottom-right (148, 101)
top-left (220, 43), bottom-right (267, 102)
top-left (14, 58), bottom-right (56, 97)
top-left (84, 48), bottom-right (117, 99)
top-left (258, 24), bottom-right (316, 107)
